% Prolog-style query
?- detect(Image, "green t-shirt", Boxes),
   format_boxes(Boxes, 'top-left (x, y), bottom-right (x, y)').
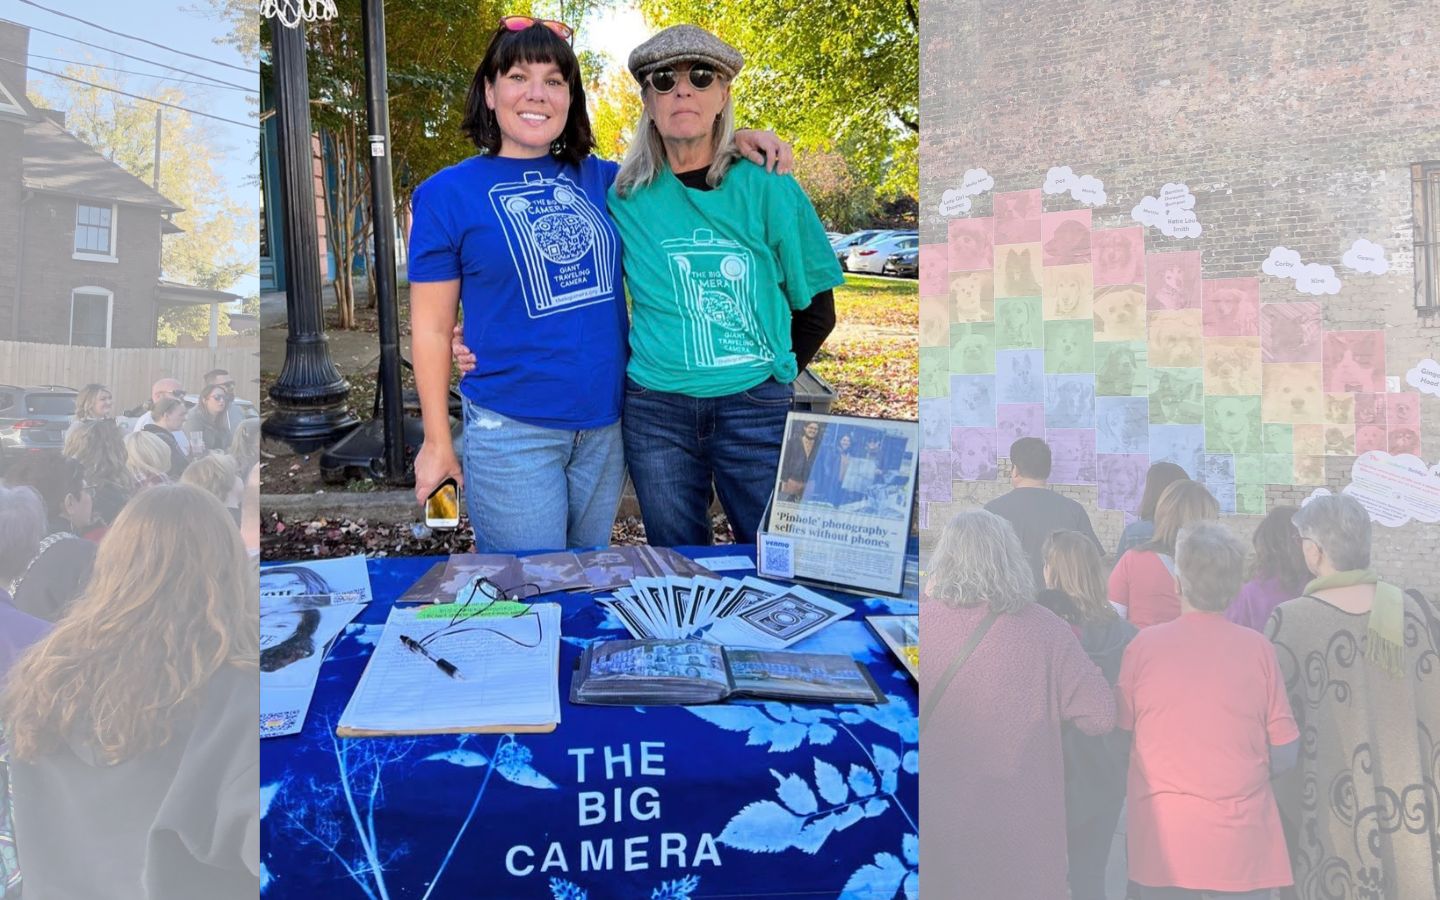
top-left (607, 159), bottom-right (844, 398)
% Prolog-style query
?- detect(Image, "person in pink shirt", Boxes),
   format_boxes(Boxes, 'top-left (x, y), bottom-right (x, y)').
top-left (1223, 505), bottom-right (1310, 632)
top-left (1108, 480), bottom-right (1218, 627)
top-left (921, 510), bottom-right (1115, 899)
top-left (1117, 521), bottom-right (1298, 899)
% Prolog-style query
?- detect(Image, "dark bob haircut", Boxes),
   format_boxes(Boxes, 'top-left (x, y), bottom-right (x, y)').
top-left (461, 22), bottom-right (595, 166)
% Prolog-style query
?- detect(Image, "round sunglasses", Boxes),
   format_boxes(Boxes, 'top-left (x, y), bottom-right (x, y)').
top-left (499, 15), bottom-right (573, 43)
top-left (647, 65), bottom-right (721, 94)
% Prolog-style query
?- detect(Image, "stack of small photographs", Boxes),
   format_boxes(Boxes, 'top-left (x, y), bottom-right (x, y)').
top-left (398, 546), bottom-right (717, 604)
top-left (600, 576), bottom-right (853, 650)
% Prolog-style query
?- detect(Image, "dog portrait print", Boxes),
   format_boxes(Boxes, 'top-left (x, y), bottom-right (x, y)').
top-left (995, 245), bottom-right (1044, 297)
top-left (1324, 393), bottom-right (1355, 426)
top-left (920, 397), bottom-right (951, 449)
top-left (1205, 395), bottom-right (1262, 454)
top-left (1096, 342), bottom-right (1146, 396)
top-left (951, 426), bottom-right (1000, 481)
top-left (996, 297), bottom-right (1043, 349)
top-left (1043, 264), bottom-right (1094, 320)
top-left (1202, 278), bottom-right (1260, 337)
top-left (1293, 454), bottom-right (1325, 485)
top-left (1044, 320), bottom-right (1095, 374)
top-left (1261, 302), bottom-right (1322, 363)
top-left (1353, 393), bottom-right (1385, 426)
top-left (993, 189), bottom-right (1042, 244)
top-left (1389, 427), bottom-right (1421, 458)
top-left (950, 374), bottom-right (997, 427)
top-left (1149, 424), bottom-right (1205, 477)
top-left (1041, 210), bottom-right (1092, 266)
top-left (918, 450), bottom-right (953, 501)
top-left (920, 300), bottom-right (949, 348)
top-left (1203, 337), bottom-right (1261, 396)
top-left (949, 271), bottom-right (996, 323)
top-left (1092, 286), bottom-right (1147, 342)
top-left (1148, 311), bottom-right (1203, 368)
top-left (1262, 363), bottom-right (1324, 424)
top-left (1385, 392), bottom-right (1420, 425)
top-left (1148, 368), bottom-right (1204, 425)
top-left (1046, 428), bottom-right (1097, 485)
top-left (1092, 226), bottom-right (1145, 286)
top-left (1355, 424), bottom-right (1388, 454)
top-left (996, 403), bottom-right (1045, 454)
top-left (1146, 251), bottom-right (1202, 310)
top-left (919, 348), bottom-right (949, 398)
top-left (1096, 397), bottom-right (1149, 455)
top-left (1045, 374), bottom-right (1096, 429)
top-left (1324, 425), bottom-right (1355, 456)
top-left (1097, 453), bottom-right (1148, 512)
top-left (950, 323), bottom-right (996, 375)
top-left (996, 350), bottom-right (1045, 403)
top-left (947, 216), bottom-right (994, 272)
top-left (1323, 331), bottom-right (1385, 393)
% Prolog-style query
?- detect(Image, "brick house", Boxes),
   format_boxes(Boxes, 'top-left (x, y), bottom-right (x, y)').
top-left (0, 21), bottom-right (235, 349)
top-left (919, 0), bottom-right (1440, 587)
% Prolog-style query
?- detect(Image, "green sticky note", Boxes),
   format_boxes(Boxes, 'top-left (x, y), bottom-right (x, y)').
top-left (415, 600), bottom-right (531, 620)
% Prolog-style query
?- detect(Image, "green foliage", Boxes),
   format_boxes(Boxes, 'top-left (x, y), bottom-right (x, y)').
top-left (638, 0), bottom-right (917, 200)
top-left (198, 0), bottom-right (260, 64)
top-left (156, 304), bottom-right (235, 347)
top-left (793, 149), bottom-right (876, 232)
top-left (587, 66), bottom-right (643, 161)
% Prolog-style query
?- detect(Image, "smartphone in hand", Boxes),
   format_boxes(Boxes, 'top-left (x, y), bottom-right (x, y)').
top-left (424, 477), bottom-right (460, 529)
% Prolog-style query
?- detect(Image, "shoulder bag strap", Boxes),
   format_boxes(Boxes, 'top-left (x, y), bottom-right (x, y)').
top-left (919, 610), bottom-right (998, 735)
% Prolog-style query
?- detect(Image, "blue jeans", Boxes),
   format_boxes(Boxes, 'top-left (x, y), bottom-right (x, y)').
top-left (460, 399), bottom-right (624, 552)
top-left (622, 377), bottom-right (792, 547)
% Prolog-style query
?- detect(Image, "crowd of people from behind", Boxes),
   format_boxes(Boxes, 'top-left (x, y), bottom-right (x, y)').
top-left (923, 436), bottom-right (1440, 900)
top-left (0, 368), bottom-right (259, 897)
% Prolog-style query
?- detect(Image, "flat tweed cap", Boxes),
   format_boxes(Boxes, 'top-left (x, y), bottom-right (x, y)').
top-left (628, 25), bottom-right (744, 83)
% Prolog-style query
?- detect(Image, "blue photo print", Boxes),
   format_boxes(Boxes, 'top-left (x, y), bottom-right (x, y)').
top-left (1210, 480), bottom-right (1238, 515)
top-left (920, 397), bottom-right (951, 450)
top-left (996, 349), bottom-right (1045, 404)
top-left (1095, 396), bottom-right (1149, 454)
top-left (950, 375), bottom-right (997, 427)
top-left (1199, 452), bottom-right (1236, 486)
top-left (1149, 424), bottom-right (1205, 478)
top-left (1044, 374), bottom-right (1095, 429)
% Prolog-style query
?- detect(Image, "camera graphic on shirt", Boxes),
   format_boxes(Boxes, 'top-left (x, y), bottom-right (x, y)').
top-left (488, 171), bottom-right (615, 318)
top-left (663, 228), bottom-right (773, 369)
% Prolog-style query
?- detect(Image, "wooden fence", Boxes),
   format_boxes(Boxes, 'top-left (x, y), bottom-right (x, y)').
top-left (0, 341), bottom-right (261, 409)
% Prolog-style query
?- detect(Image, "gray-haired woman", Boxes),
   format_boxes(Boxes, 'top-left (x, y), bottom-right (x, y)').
top-left (0, 486), bottom-right (52, 678)
top-left (920, 509), bottom-right (1113, 900)
top-left (606, 25), bottom-right (841, 547)
top-left (1265, 494), bottom-right (1440, 899)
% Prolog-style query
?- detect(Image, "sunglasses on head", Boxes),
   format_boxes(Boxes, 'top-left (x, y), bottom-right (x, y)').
top-left (646, 64), bottom-right (720, 94)
top-left (499, 15), bottom-right (573, 43)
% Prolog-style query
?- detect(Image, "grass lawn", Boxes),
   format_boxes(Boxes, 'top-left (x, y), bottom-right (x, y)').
top-left (808, 274), bottom-right (917, 421)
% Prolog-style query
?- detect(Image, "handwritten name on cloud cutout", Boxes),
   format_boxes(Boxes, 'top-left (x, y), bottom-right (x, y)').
top-left (1407, 358), bottom-right (1440, 397)
top-left (1342, 238), bottom-right (1389, 275)
top-left (937, 168), bottom-right (995, 218)
top-left (1262, 246), bottom-right (1341, 295)
top-left (1042, 166), bottom-right (1108, 207)
top-left (1131, 183), bottom-right (1201, 238)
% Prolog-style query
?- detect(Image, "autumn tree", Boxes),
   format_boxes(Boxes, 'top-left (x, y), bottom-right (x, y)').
top-left (793, 148), bottom-right (876, 233)
top-left (33, 66), bottom-right (254, 345)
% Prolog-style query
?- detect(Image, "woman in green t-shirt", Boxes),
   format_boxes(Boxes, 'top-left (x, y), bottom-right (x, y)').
top-left (604, 25), bottom-right (843, 546)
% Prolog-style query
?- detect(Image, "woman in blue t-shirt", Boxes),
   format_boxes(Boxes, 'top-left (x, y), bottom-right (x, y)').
top-left (411, 18), bottom-right (789, 553)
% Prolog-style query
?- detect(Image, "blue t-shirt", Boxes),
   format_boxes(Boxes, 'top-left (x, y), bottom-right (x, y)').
top-left (408, 153), bottom-right (627, 430)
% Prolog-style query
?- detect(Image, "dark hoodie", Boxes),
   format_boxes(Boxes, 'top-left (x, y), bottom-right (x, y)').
top-left (1038, 588), bottom-right (1137, 826)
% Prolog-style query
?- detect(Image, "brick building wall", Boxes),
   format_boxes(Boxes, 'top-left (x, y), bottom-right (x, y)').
top-left (17, 194), bottom-right (164, 348)
top-left (919, 0), bottom-right (1440, 588)
top-left (0, 120), bottom-right (22, 340)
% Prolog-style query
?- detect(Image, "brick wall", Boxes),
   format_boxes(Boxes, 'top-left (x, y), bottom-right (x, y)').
top-left (0, 120), bottom-right (22, 340)
top-left (919, 0), bottom-right (1440, 589)
top-left (17, 195), bottom-right (164, 348)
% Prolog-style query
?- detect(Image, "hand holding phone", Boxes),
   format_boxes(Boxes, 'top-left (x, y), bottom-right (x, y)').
top-left (425, 478), bottom-right (460, 529)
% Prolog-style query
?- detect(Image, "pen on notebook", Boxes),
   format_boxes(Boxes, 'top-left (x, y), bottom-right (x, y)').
top-left (399, 634), bottom-right (464, 680)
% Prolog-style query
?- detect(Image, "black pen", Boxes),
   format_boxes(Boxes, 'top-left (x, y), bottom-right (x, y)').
top-left (399, 634), bottom-right (464, 680)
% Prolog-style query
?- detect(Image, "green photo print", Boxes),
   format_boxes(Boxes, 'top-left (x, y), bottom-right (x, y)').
top-left (1263, 453), bottom-right (1294, 485)
top-left (996, 297), bottom-right (1043, 350)
top-left (1234, 453), bottom-right (1265, 486)
top-left (1095, 342), bottom-right (1148, 396)
top-left (1148, 368), bottom-right (1203, 425)
top-left (1235, 483), bottom-right (1266, 516)
top-left (920, 347), bottom-right (950, 398)
top-left (1261, 423), bottom-right (1293, 456)
top-left (949, 323), bottom-right (996, 374)
top-left (1204, 395), bottom-right (1262, 454)
top-left (1044, 320), bottom-right (1095, 374)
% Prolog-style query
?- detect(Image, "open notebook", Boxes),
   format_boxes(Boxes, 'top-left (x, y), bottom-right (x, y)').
top-left (337, 603), bottom-right (561, 736)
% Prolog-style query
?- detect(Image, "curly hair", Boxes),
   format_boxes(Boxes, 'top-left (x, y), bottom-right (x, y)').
top-left (62, 418), bottom-right (130, 492)
top-left (924, 509), bottom-right (1035, 613)
top-left (1, 484), bottom-right (257, 763)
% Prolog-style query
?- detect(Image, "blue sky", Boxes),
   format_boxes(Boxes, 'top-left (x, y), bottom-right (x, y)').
top-left (10, 0), bottom-right (258, 298)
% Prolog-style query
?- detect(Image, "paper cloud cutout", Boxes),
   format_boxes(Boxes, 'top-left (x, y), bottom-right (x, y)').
top-left (1132, 183), bottom-right (1200, 238)
top-left (937, 168), bottom-right (994, 218)
top-left (1262, 246), bottom-right (1303, 279)
top-left (1342, 238), bottom-right (1389, 275)
top-left (1339, 451), bottom-right (1440, 527)
top-left (938, 189), bottom-right (972, 217)
top-left (1043, 166), bottom-right (1107, 207)
top-left (1296, 262), bottom-right (1342, 296)
top-left (1407, 358), bottom-right (1440, 397)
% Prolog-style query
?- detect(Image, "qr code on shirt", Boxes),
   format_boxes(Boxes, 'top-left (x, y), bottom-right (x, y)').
top-left (760, 534), bottom-right (794, 579)
top-left (261, 710), bottom-right (301, 738)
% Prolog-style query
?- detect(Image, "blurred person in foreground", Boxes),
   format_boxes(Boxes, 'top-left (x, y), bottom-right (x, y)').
top-left (1118, 521), bottom-right (1297, 899)
top-left (124, 430), bottom-right (174, 490)
top-left (228, 417), bottom-right (260, 481)
top-left (985, 437), bottom-right (1103, 587)
top-left (921, 509), bottom-right (1114, 899)
top-left (1224, 505), bottom-right (1311, 633)
top-left (1038, 530), bottom-right (1137, 900)
top-left (1113, 461), bottom-right (1189, 559)
top-left (1, 454), bottom-right (97, 622)
top-left (1108, 479), bottom-right (1218, 627)
top-left (62, 418), bottom-right (133, 530)
top-left (1, 484), bottom-right (259, 900)
top-left (181, 454), bottom-right (244, 527)
top-left (1265, 494), bottom-right (1440, 899)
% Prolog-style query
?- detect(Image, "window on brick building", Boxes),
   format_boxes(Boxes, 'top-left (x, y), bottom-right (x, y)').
top-left (74, 203), bottom-right (117, 260)
top-left (1415, 162), bottom-right (1440, 316)
top-left (70, 287), bottom-right (112, 347)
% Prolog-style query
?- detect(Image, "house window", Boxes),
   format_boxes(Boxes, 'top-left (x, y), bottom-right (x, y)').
top-left (74, 203), bottom-right (117, 260)
top-left (1415, 162), bottom-right (1440, 316)
top-left (70, 287), bottom-right (113, 347)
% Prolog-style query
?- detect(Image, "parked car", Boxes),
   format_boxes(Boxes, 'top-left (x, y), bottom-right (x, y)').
top-left (832, 229), bottom-right (897, 267)
top-left (825, 231), bottom-right (845, 244)
top-left (848, 232), bottom-right (920, 275)
top-left (0, 384), bottom-right (77, 473)
top-left (883, 247), bottom-right (919, 278)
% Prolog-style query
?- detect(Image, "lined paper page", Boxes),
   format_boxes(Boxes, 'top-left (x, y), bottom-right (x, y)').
top-left (338, 603), bottom-right (561, 733)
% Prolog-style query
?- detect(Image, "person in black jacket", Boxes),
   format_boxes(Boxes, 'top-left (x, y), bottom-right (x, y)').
top-left (1, 454), bottom-right (97, 622)
top-left (1038, 529), bottom-right (1137, 900)
top-left (1, 484), bottom-right (258, 900)
top-left (143, 396), bottom-right (191, 478)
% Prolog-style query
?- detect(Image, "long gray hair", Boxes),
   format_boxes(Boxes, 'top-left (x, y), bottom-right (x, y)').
top-left (613, 81), bottom-right (740, 197)
top-left (924, 509), bottom-right (1036, 613)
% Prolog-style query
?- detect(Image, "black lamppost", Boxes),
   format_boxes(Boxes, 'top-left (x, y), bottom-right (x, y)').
top-left (262, 11), bottom-right (360, 452)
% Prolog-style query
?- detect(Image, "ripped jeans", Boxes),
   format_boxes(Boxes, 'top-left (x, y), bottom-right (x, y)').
top-left (460, 398), bottom-right (625, 552)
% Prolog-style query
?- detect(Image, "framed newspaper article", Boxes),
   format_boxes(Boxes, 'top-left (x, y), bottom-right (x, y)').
top-left (757, 412), bottom-right (918, 597)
